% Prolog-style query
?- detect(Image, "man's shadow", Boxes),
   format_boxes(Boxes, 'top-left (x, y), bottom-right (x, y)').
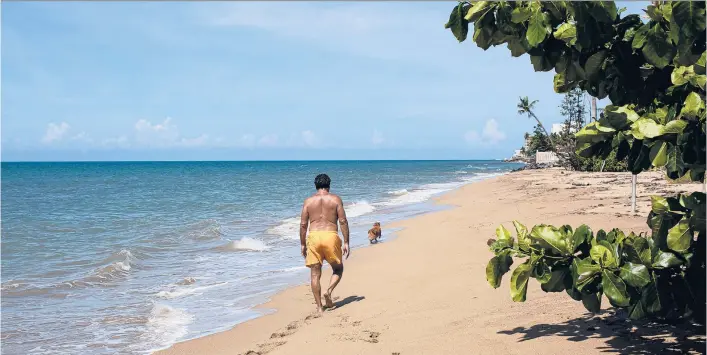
top-left (334, 295), bottom-right (365, 309)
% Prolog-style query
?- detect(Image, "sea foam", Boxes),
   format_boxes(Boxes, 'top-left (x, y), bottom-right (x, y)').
top-left (143, 303), bottom-right (194, 351)
top-left (218, 238), bottom-right (270, 252)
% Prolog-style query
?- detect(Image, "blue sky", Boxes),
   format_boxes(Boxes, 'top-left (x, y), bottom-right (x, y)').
top-left (1, 1), bottom-right (648, 161)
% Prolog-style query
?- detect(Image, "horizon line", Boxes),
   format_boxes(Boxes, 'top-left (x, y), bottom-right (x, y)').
top-left (1, 158), bottom-right (516, 164)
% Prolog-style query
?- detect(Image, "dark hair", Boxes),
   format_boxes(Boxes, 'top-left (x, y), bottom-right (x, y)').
top-left (314, 174), bottom-right (331, 190)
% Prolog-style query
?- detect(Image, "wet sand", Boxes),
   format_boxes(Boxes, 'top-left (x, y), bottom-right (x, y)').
top-left (157, 169), bottom-right (705, 355)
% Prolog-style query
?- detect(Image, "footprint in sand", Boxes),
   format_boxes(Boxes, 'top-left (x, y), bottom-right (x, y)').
top-left (363, 330), bottom-right (380, 343)
top-left (286, 321), bottom-right (299, 330)
top-left (256, 340), bottom-right (287, 354)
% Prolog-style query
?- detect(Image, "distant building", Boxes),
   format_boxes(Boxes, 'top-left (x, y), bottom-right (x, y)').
top-left (536, 151), bottom-right (559, 165)
top-left (512, 149), bottom-right (523, 158)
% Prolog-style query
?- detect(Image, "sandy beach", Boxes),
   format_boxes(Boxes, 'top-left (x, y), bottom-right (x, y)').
top-left (157, 169), bottom-right (705, 355)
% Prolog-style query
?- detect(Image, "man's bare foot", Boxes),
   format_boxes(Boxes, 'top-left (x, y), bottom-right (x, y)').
top-left (323, 292), bottom-right (334, 309)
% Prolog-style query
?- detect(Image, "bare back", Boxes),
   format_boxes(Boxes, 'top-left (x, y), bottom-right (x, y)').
top-left (301, 192), bottom-right (345, 232)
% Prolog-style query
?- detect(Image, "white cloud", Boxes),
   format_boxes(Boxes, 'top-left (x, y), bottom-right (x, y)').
top-left (70, 131), bottom-right (94, 144)
top-left (371, 129), bottom-right (385, 146)
top-left (464, 119), bottom-right (506, 146)
top-left (41, 122), bottom-right (70, 144)
top-left (133, 117), bottom-right (210, 148)
top-left (180, 134), bottom-right (209, 147)
top-left (257, 134), bottom-right (279, 147)
top-left (301, 130), bottom-right (317, 147)
top-left (238, 134), bottom-right (257, 148)
top-left (102, 135), bottom-right (129, 148)
top-left (134, 117), bottom-right (180, 146)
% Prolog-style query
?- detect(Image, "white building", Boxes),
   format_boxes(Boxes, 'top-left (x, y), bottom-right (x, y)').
top-left (536, 151), bottom-right (559, 165)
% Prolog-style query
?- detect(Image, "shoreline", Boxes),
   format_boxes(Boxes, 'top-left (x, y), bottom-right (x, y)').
top-left (153, 171), bottom-right (503, 354)
top-left (157, 169), bottom-right (704, 355)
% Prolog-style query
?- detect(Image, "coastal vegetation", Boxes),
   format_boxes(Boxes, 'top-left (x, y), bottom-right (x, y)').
top-left (446, 1), bottom-right (706, 323)
top-left (520, 88), bottom-right (628, 172)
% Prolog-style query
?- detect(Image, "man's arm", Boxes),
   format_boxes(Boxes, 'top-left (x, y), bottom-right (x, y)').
top-left (336, 197), bottom-right (350, 258)
top-left (299, 201), bottom-right (309, 258)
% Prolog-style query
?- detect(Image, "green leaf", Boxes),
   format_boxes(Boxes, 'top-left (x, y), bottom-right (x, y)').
top-left (552, 73), bottom-right (569, 94)
top-left (571, 224), bottom-right (591, 253)
top-left (603, 105), bottom-right (639, 129)
top-left (666, 218), bottom-right (692, 253)
top-left (672, 1), bottom-right (706, 35)
top-left (510, 260), bottom-right (533, 302)
top-left (553, 22), bottom-right (576, 44)
top-left (472, 24), bottom-right (494, 50)
top-left (644, 5), bottom-right (663, 22)
top-left (666, 145), bottom-right (682, 178)
top-left (584, 50), bottom-right (607, 81)
top-left (513, 220), bottom-right (530, 252)
top-left (689, 74), bottom-right (707, 89)
top-left (695, 51), bottom-right (706, 75)
top-left (664, 120), bottom-right (688, 134)
top-left (627, 140), bottom-right (651, 175)
top-left (581, 292), bottom-right (602, 313)
top-left (526, 10), bottom-right (549, 47)
top-left (629, 299), bottom-right (646, 319)
top-left (575, 258), bottom-right (601, 291)
top-left (680, 92), bottom-right (705, 119)
top-left (464, 1), bottom-right (491, 22)
top-left (689, 200), bottom-right (706, 233)
top-left (592, 1), bottom-right (618, 22)
top-left (445, 4), bottom-right (470, 42)
top-left (530, 225), bottom-right (571, 255)
top-left (631, 24), bottom-right (648, 49)
top-left (496, 224), bottom-right (512, 241)
top-left (619, 262), bottom-right (651, 288)
top-left (566, 287), bottom-right (583, 301)
top-left (590, 241), bottom-right (619, 269)
top-left (486, 251), bottom-right (514, 289)
top-left (530, 53), bottom-right (554, 72)
top-left (649, 141), bottom-right (668, 167)
top-left (507, 38), bottom-right (527, 57)
top-left (642, 24), bottom-right (676, 69)
top-left (601, 270), bottom-right (630, 307)
top-left (679, 192), bottom-right (705, 210)
top-left (652, 251), bottom-right (683, 269)
top-left (540, 267), bottom-right (568, 292)
top-left (651, 195), bottom-right (670, 214)
top-left (532, 262), bottom-right (552, 284)
top-left (511, 6), bottom-right (532, 23)
top-left (624, 236), bottom-right (652, 266)
top-left (671, 65), bottom-right (695, 86)
top-left (631, 118), bottom-right (665, 140)
top-left (642, 280), bottom-right (662, 315)
top-left (616, 137), bottom-right (631, 161)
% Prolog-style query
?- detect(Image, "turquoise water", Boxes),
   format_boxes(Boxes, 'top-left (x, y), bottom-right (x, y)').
top-left (1, 160), bottom-right (518, 354)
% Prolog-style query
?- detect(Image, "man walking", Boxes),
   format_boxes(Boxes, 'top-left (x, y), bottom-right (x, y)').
top-left (299, 174), bottom-right (350, 314)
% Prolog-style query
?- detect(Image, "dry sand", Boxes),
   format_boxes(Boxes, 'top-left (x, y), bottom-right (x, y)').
top-left (157, 169), bottom-right (705, 355)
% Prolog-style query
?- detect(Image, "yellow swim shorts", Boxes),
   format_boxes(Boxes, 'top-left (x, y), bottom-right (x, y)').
top-left (305, 231), bottom-right (343, 267)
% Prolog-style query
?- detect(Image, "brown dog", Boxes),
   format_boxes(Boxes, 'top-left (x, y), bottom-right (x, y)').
top-left (368, 222), bottom-right (382, 244)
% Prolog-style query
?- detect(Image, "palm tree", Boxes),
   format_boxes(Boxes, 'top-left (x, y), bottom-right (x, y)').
top-left (517, 96), bottom-right (555, 150)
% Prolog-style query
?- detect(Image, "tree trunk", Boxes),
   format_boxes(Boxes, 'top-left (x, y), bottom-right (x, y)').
top-left (530, 112), bottom-right (556, 151)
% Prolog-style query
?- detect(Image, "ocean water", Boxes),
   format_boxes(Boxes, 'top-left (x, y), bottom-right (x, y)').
top-left (1, 160), bottom-right (518, 354)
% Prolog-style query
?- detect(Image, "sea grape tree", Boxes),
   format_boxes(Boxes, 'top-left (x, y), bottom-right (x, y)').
top-left (446, 1), bottom-right (705, 322)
